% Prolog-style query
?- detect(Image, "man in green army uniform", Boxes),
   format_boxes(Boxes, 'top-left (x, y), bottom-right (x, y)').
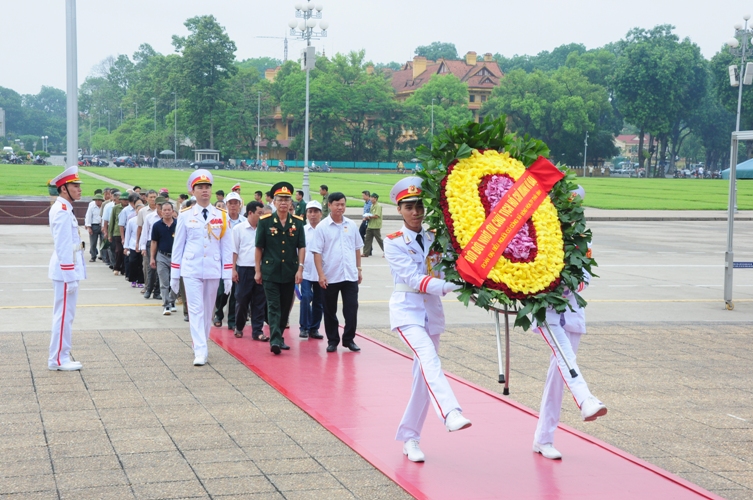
top-left (294, 190), bottom-right (307, 217)
top-left (255, 181), bottom-right (306, 355)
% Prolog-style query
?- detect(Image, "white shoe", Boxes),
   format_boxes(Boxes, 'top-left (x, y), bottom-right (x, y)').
top-left (162, 307), bottom-right (171, 316)
top-left (403, 439), bottom-right (425, 462)
top-left (49, 361), bottom-right (82, 371)
top-left (533, 442), bottom-right (562, 460)
top-left (580, 396), bottom-right (608, 421)
top-left (444, 409), bottom-right (472, 432)
top-left (170, 305), bottom-right (177, 312)
top-left (193, 356), bottom-right (206, 366)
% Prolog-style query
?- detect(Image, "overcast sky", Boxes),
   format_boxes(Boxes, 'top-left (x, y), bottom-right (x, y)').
top-left (1, 0), bottom-right (749, 95)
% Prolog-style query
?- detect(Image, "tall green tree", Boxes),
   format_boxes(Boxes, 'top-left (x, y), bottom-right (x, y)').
top-left (405, 74), bottom-right (472, 148)
top-left (172, 15), bottom-right (237, 149)
top-left (482, 67), bottom-right (618, 164)
top-left (613, 25), bottom-right (707, 175)
top-left (415, 42), bottom-right (459, 61)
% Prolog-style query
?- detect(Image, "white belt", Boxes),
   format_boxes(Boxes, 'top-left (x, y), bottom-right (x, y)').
top-left (394, 283), bottom-right (421, 293)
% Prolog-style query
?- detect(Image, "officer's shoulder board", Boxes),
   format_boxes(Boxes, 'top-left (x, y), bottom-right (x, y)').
top-left (292, 214), bottom-right (303, 221)
top-left (260, 213), bottom-right (272, 220)
top-left (180, 206), bottom-right (190, 213)
top-left (387, 231), bottom-right (403, 240)
top-left (61, 204), bottom-right (67, 211)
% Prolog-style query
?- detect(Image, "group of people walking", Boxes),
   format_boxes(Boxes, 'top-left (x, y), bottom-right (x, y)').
top-left (48, 165), bottom-right (606, 466)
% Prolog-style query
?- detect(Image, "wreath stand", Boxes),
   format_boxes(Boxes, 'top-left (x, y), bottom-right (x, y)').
top-left (485, 303), bottom-right (579, 396)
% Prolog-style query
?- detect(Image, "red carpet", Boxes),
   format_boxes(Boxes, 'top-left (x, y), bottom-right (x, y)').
top-left (211, 326), bottom-right (720, 500)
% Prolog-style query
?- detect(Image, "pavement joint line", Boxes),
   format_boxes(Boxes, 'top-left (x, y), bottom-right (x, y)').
top-left (728, 414), bottom-right (748, 421)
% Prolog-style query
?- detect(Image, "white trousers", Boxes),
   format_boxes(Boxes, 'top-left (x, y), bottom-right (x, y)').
top-left (395, 325), bottom-right (461, 442)
top-left (534, 325), bottom-right (591, 445)
top-left (49, 281), bottom-right (78, 367)
top-left (183, 277), bottom-right (220, 359)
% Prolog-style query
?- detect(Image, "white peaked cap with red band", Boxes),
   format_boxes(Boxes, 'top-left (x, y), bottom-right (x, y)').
top-left (390, 176), bottom-right (424, 204)
top-left (187, 169), bottom-right (213, 191)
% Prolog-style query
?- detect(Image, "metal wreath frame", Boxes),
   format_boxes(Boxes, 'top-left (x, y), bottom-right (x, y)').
top-left (723, 130), bottom-right (753, 310)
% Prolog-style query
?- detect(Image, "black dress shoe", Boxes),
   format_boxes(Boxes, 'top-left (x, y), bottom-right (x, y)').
top-left (326, 344), bottom-right (337, 353)
top-left (299, 329), bottom-right (309, 338)
top-left (280, 343), bottom-right (290, 350)
top-left (184, 314), bottom-right (189, 322)
top-left (271, 344), bottom-right (281, 355)
top-left (153, 295), bottom-right (162, 300)
top-left (309, 331), bottom-right (324, 339)
top-left (345, 342), bottom-right (361, 352)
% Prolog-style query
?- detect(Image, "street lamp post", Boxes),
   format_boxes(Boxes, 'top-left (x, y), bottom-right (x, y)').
top-left (289, 1), bottom-right (328, 201)
top-left (431, 98), bottom-right (435, 149)
top-left (172, 92), bottom-right (177, 160)
top-left (583, 131), bottom-right (589, 177)
top-left (257, 91), bottom-right (261, 168)
top-left (724, 14), bottom-right (753, 309)
top-left (65, 0), bottom-right (78, 167)
top-left (105, 109), bottom-right (110, 133)
top-left (152, 97), bottom-right (157, 160)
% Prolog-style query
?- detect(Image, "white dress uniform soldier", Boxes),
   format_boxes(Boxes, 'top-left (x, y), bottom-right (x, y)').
top-left (533, 186), bottom-right (607, 460)
top-left (385, 177), bottom-right (471, 463)
top-left (48, 166), bottom-right (87, 371)
top-left (170, 170), bottom-right (233, 366)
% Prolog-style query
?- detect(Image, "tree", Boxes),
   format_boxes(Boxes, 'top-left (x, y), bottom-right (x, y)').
top-left (415, 42), bottom-right (459, 61)
top-left (494, 43), bottom-right (586, 74)
top-left (405, 74), bottom-right (472, 148)
top-left (613, 25), bottom-right (707, 175)
top-left (237, 57), bottom-right (282, 75)
top-left (172, 15), bottom-right (238, 149)
top-left (482, 67), bottom-right (618, 164)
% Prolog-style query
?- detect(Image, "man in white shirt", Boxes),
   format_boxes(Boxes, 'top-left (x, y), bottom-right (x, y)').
top-left (214, 192), bottom-right (246, 330)
top-left (124, 203), bottom-right (145, 286)
top-left (101, 191), bottom-right (116, 267)
top-left (84, 193), bottom-right (104, 262)
top-left (137, 190), bottom-right (159, 298)
top-left (299, 200), bottom-right (325, 340)
top-left (310, 192), bottom-right (364, 352)
top-left (139, 196), bottom-right (165, 300)
top-left (232, 201), bottom-right (267, 340)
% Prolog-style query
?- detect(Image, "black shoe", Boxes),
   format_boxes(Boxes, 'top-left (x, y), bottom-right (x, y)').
top-left (326, 344), bottom-right (337, 353)
top-left (299, 329), bottom-right (309, 338)
top-left (345, 342), bottom-right (361, 352)
top-left (309, 331), bottom-right (324, 339)
top-left (228, 325), bottom-right (235, 330)
top-left (153, 295), bottom-right (162, 300)
top-left (184, 314), bottom-right (189, 322)
top-left (144, 294), bottom-right (151, 299)
top-left (280, 342), bottom-right (290, 350)
top-left (271, 344), bottom-right (281, 355)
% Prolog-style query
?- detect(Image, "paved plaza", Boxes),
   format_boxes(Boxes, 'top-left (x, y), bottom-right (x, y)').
top-left (1, 218), bottom-right (753, 499)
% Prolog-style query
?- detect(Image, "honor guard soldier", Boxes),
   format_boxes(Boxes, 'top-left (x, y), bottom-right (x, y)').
top-left (255, 181), bottom-right (306, 355)
top-left (48, 166), bottom-right (87, 371)
top-left (533, 186), bottom-right (607, 460)
top-left (385, 177), bottom-right (470, 463)
top-left (170, 169), bottom-right (233, 366)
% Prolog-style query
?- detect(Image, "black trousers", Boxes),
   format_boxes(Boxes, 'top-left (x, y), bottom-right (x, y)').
top-left (127, 251), bottom-right (144, 284)
top-left (112, 236), bottom-right (124, 272)
top-left (359, 219), bottom-right (368, 240)
top-left (234, 267), bottom-right (267, 337)
top-left (263, 281), bottom-right (295, 347)
top-left (323, 280), bottom-right (358, 346)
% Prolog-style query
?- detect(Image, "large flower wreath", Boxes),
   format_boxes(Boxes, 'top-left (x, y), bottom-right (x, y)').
top-left (416, 116), bottom-right (596, 330)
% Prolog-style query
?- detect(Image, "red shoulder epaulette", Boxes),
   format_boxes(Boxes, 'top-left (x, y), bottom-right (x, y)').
top-left (387, 231), bottom-right (403, 240)
top-left (61, 204), bottom-right (67, 211)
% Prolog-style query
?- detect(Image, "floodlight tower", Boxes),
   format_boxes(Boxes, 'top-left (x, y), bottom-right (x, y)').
top-left (288, 1), bottom-right (328, 201)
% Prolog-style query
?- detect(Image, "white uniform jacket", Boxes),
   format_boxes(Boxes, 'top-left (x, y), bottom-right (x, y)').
top-left (48, 197), bottom-right (87, 283)
top-left (542, 270), bottom-right (590, 334)
top-left (384, 226), bottom-right (449, 334)
top-left (170, 203), bottom-right (233, 281)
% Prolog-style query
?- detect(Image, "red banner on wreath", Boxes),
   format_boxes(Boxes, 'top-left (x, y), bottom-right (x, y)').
top-left (455, 156), bottom-right (564, 286)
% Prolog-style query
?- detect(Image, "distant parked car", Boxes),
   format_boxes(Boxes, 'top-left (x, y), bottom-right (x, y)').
top-left (190, 159), bottom-right (225, 170)
top-left (113, 156), bottom-right (132, 167)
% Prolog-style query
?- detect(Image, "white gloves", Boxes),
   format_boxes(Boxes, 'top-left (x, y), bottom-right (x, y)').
top-left (223, 279), bottom-right (232, 295)
top-left (171, 278), bottom-right (180, 295)
top-left (66, 281), bottom-right (78, 295)
top-left (442, 282), bottom-right (462, 295)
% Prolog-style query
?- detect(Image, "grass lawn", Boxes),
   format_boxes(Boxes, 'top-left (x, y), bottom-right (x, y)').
top-left (0, 165), bottom-right (112, 196)
top-left (2, 164), bottom-right (752, 210)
